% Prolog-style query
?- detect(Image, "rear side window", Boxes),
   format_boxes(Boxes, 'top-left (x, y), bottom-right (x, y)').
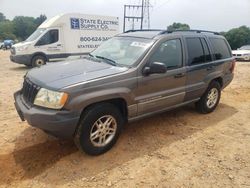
top-left (209, 38), bottom-right (231, 60)
top-left (186, 38), bottom-right (211, 65)
top-left (35, 29), bottom-right (59, 46)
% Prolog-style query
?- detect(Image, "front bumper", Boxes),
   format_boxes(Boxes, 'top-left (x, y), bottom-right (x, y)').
top-left (14, 91), bottom-right (80, 138)
top-left (232, 55), bottom-right (250, 61)
top-left (10, 54), bottom-right (32, 65)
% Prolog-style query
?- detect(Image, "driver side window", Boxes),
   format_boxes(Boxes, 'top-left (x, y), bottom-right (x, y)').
top-left (35, 29), bottom-right (59, 46)
top-left (150, 39), bottom-right (182, 69)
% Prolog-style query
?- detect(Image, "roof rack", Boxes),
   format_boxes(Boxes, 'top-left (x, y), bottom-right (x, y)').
top-left (159, 29), bottom-right (220, 35)
top-left (124, 29), bottom-right (164, 33)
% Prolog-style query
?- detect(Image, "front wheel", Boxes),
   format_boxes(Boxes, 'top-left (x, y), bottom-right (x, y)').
top-left (31, 55), bottom-right (46, 67)
top-left (74, 103), bottom-right (124, 155)
top-left (196, 81), bottom-right (221, 114)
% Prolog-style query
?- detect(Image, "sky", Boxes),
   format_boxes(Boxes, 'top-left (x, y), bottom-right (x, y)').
top-left (0, 0), bottom-right (250, 32)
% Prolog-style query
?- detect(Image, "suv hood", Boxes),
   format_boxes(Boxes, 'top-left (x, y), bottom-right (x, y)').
top-left (27, 58), bottom-right (128, 90)
top-left (13, 41), bottom-right (33, 48)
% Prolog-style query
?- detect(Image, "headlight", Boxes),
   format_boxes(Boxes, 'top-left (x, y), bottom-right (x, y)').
top-left (34, 88), bottom-right (68, 109)
top-left (244, 53), bottom-right (250, 56)
top-left (16, 45), bottom-right (29, 52)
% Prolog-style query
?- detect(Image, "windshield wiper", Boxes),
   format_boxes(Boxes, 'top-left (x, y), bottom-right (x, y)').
top-left (95, 55), bottom-right (117, 66)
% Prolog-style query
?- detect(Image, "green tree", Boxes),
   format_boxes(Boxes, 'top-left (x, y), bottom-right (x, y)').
top-left (167, 22), bottom-right (190, 31)
top-left (223, 26), bottom-right (250, 50)
top-left (35, 14), bottom-right (47, 26)
top-left (0, 20), bottom-right (16, 40)
top-left (12, 16), bottom-right (37, 41)
top-left (0, 12), bottom-right (47, 41)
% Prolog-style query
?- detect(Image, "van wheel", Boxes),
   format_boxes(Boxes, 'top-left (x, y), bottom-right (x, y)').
top-left (32, 55), bottom-right (46, 67)
top-left (196, 81), bottom-right (221, 114)
top-left (74, 103), bottom-right (124, 155)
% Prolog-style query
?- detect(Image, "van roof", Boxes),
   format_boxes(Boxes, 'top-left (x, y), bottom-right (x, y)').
top-left (39, 13), bottom-right (119, 28)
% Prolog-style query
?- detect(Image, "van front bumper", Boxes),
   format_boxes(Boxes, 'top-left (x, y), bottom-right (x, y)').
top-left (14, 91), bottom-right (80, 138)
top-left (10, 54), bottom-right (32, 65)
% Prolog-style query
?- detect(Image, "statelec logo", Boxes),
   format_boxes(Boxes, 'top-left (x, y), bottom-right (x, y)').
top-left (70, 18), bottom-right (80, 29)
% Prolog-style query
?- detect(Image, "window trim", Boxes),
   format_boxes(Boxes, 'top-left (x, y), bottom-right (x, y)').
top-left (200, 38), bottom-right (212, 63)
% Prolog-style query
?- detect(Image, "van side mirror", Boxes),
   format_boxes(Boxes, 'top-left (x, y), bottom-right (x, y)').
top-left (142, 62), bottom-right (167, 76)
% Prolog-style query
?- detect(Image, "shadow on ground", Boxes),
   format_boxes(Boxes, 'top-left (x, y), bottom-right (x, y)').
top-left (0, 103), bottom-right (238, 185)
top-left (9, 66), bottom-right (30, 72)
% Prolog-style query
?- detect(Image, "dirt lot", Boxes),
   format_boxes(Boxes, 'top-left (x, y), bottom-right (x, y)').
top-left (0, 50), bottom-right (249, 188)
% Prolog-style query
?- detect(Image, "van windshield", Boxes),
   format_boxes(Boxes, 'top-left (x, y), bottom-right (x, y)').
top-left (26, 28), bottom-right (46, 42)
top-left (90, 37), bottom-right (154, 67)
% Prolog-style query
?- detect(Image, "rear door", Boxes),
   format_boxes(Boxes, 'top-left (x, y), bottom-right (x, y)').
top-left (184, 36), bottom-right (213, 101)
top-left (135, 37), bottom-right (187, 115)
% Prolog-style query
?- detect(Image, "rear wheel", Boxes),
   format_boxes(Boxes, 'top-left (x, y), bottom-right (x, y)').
top-left (74, 103), bottom-right (124, 155)
top-left (196, 81), bottom-right (221, 114)
top-left (31, 55), bottom-right (46, 67)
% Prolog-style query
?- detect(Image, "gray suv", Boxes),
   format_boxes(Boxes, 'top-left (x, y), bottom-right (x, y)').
top-left (14, 30), bottom-right (235, 155)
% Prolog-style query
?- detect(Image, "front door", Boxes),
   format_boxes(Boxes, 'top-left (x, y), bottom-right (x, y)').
top-left (34, 27), bottom-right (65, 61)
top-left (135, 38), bottom-right (186, 115)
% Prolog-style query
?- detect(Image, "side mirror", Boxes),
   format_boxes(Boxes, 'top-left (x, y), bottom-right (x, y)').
top-left (143, 62), bottom-right (167, 76)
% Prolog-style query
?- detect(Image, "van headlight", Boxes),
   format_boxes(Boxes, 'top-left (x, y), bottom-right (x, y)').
top-left (16, 45), bottom-right (29, 52)
top-left (34, 88), bottom-right (68, 109)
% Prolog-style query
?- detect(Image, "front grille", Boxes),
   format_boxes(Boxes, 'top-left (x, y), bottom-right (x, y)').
top-left (237, 54), bottom-right (242, 56)
top-left (22, 79), bottom-right (40, 104)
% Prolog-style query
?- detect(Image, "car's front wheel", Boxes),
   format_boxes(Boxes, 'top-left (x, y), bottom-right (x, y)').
top-left (196, 81), bottom-right (221, 114)
top-left (74, 103), bottom-right (124, 155)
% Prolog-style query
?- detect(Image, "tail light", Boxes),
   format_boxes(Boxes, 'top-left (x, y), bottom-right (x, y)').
top-left (230, 59), bottom-right (236, 73)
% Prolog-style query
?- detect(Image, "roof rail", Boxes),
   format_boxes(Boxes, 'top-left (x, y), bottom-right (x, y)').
top-left (159, 29), bottom-right (220, 35)
top-left (124, 29), bottom-right (164, 33)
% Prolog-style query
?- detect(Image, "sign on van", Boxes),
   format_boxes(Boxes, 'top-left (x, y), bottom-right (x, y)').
top-left (70, 18), bottom-right (119, 31)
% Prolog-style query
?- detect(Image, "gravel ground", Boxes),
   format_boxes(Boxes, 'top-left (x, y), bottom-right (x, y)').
top-left (0, 50), bottom-right (250, 188)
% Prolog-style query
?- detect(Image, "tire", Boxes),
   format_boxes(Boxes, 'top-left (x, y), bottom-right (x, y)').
top-left (74, 103), bottom-right (124, 155)
top-left (31, 55), bottom-right (46, 67)
top-left (196, 81), bottom-right (221, 114)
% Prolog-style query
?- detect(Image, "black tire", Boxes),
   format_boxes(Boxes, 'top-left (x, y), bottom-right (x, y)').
top-left (196, 81), bottom-right (221, 114)
top-left (31, 55), bottom-right (46, 67)
top-left (74, 103), bottom-right (124, 155)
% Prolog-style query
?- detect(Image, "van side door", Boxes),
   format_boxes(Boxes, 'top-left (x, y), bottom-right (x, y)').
top-left (135, 37), bottom-right (187, 116)
top-left (184, 36), bottom-right (213, 101)
top-left (35, 28), bottom-right (65, 61)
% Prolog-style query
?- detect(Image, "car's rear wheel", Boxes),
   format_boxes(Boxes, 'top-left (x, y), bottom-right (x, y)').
top-left (74, 103), bottom-right (124, 155)
top-left (196, 81), bottom-right (221, 114)
top-left (31, 55), bottom-right (46, 67)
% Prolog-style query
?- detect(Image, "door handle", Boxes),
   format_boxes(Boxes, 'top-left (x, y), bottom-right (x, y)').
top-left (174, 73), bottom-right (185, 78)
top-left (57, 44), bottom-right (62, 46)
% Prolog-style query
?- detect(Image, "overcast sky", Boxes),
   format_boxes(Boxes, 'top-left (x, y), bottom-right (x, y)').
top-left (0, 0), bottom-right (249, 32)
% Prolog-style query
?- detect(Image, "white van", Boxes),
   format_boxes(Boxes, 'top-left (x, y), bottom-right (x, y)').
top-left (10, 13), bottom-right (119, 67)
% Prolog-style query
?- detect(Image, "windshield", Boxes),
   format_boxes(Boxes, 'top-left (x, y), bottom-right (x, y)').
top-left (239, 45), bottom-right (250, 50)
top-left (25, 28), bottom-right (46, 42)
top-left (91, 37), bottom-right (154, 66)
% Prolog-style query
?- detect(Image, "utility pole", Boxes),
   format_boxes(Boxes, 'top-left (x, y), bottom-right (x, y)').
top-left (123, 0), bottom-right (152, 32)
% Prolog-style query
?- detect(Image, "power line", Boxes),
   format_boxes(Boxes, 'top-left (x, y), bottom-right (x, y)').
top-left (123, 0), bottom-right (153, 32)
